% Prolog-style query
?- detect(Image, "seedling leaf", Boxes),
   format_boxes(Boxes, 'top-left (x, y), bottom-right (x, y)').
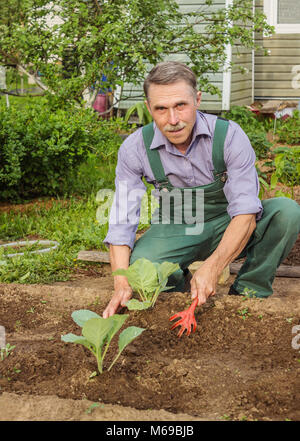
top-left (61, 333), bottom-right (91, 349)
top-left (156, 261), bottom-right (180, 284)
top-left (106, 314), bottom-right (129, 344)
top-left (71, 309), bottom-right (101, 328)
top-left (113, 258), bottom-right (158, 296)
top-left (118, 326), bottom-right (145, 353)
top-left (113, 259), bottom-right (180, 309)
top-left (82, 318), bottom-right (113, 350)
top-left (126, 299), bottom-right (152, 310)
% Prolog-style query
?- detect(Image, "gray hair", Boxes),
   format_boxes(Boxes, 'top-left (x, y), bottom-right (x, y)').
top-left (143, 61), bottom-right (198, 100)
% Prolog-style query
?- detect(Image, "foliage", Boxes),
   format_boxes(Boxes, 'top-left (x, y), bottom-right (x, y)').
top-left (61, 309), bottom-right (144, 373)
top-left (223, 106), bottom-right (262, 132)
top-left (0, 195), bottom-right (109, 283)
top-left (246, 131), bottom-right (273, 161)
top-left (270, 146), bottom-right (300, 199)
top-left (0, 101), bottom-right (125, 200)
top-left (113, 258), bottom-right (179, 310)
top-left (0, 0), bottom-right (273, 107)
top-left (276, 111), bottom-right (300, 145)
top-left (0, 343), bottom-right (15, 361)
top-left (125, 103), bottom-right (152, 125)
top-left (223, 106), bottom-right (273, 160)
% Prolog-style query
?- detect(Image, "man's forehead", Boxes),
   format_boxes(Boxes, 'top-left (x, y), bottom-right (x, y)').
top-left (147, 81), bottom-right (195, 102)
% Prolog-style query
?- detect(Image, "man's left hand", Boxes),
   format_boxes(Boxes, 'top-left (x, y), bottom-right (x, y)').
top-left (190, 261), bottom-right (220, 306)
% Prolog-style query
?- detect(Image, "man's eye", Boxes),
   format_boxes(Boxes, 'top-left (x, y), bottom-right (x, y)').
top-left (177, 103), bottom-right (185, 108)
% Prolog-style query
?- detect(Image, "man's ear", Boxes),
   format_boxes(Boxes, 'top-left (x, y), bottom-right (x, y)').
top-left (196, 91), bottom-right (202, 108)
top-left (145, 99), bottom-right (152, 115)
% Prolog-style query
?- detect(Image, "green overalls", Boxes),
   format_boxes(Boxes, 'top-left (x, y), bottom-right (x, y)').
top-left (130, 118), bottom-right (300, 297)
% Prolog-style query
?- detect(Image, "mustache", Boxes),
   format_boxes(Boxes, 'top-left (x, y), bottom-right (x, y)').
top-left (163, 122), bottom-right (187, 132)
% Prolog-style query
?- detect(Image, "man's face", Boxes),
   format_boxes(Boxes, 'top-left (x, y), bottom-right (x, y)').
top-left (145, 80), bottom-right (201, 151)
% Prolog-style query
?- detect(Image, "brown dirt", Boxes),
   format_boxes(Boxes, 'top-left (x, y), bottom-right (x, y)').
top-left (0, 271), bottom-right (299, 421)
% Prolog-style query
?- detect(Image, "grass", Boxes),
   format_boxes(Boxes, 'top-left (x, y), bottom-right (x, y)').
top-left (0, 90), bottom-right (144, 284)
top-left (0, 194), bottom-right (110, 284)
top-left (0, 154), bottom-right (151, 284)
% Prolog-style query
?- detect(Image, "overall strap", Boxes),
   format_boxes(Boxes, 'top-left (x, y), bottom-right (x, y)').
top-left (142, 123), bottom-right (170, 186)
top-left (212, 117), bottom-right (229, 176)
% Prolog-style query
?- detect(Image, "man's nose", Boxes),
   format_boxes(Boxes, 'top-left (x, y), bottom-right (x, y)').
top-left (168, 108), bottom-right (179, 125)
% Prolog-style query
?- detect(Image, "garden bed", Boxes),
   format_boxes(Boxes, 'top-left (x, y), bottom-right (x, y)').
top-left (0, 269), bottom-right (299, 421)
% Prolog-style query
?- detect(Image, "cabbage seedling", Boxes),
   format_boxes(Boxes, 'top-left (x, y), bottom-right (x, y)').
top-left (113, 258), bottom-right (179, 310)
top-left (61, 309), bottom-right (144, 374)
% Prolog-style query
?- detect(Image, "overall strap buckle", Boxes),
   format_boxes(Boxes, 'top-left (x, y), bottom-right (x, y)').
top-left (215, 171), bottom-right (228, 183)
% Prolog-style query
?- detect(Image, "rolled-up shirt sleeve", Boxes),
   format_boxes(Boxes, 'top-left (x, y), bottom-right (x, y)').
top-left (103, 136), bottom-right (146, 250)
top-left (223, 121), bottom-right (263, 221)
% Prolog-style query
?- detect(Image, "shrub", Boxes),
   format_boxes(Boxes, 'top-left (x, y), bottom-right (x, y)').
top-left (223, 106), bottom-right (272, 160)
top-left (0, 102), bottom-right (125, 200)
top-left (270, 146), bottom-right (300, 199)
top-left (276, 110), bottom-right (300, 145)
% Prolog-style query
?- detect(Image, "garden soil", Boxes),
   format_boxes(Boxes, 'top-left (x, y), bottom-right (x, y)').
top-left (0, 265), bottom-right (299, 421)
top-left (0, 191), bottom-right (299, 421)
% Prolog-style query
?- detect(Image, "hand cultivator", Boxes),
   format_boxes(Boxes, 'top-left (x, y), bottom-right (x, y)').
top-left (169, 298), bottom-right (198, 337)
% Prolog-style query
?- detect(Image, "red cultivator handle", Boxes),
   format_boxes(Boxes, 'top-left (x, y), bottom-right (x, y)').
top-left (169, 298), bottom-right (198, 337)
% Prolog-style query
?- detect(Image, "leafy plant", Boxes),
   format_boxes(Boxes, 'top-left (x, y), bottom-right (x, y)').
top-left (223, 106), bottom-right (262, 132)
top-left (223, 106), bottom-right (273, 160)
top-left (0, 101), bottom-right (125, 200)
top-left (247, 131), bottom-right (273, 160)
top-left (0, 0), bottom-right (273, 108)
top-left (241, 287), bottom-right (257, 300)
top-left (269, 146), bottom-right (300, 199)
top-left (237, 307), bottom-right (251, 320)
top-left (61, 309), bottom-right (144, 374)
top-left (124, 103), bottom-right (152, 125)
top-left (0, 343), bottom-right (15, 361)
top-left (113, 258), bottom-right (180, 310)
top-left (276, 110), bottom-right (300, 145)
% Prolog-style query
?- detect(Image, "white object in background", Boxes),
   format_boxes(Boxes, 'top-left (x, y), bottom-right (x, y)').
top-left (0, 66), bottom-right (6, 89)
top-left (275, 107), bottom-right (295, 119)
top-left (292, 65), bottom-right (300, 90)
top-left (0, 326), bottom-right (5, 349)
top-left (0, 66), bottom-right (9, 108)
top-left (0, 240), bottom-right (59, 258)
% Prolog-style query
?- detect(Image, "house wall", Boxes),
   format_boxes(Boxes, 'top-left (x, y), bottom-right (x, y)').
top-left (255, 0), bottom-right (300, 99)
top-left (230, 46), bottom-right (253, 107)
top-left (118, 0), bottom-right (226, 112)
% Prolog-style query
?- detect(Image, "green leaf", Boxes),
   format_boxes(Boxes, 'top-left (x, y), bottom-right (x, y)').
top-left (82, 317), bottom-right (113, 350)
top-left (106, 314), bottom-right (129, 344)
top-left (71, 309), bottom-right (101, 328)
top-left (118, 326), bottom-right (145, 354)
top-left (270, 173), bottom-right (278, 189)
top-left (113, 258), bottom-right (158, 295)
top-left (125, 299), bottom-right (152, 310)
top-left (156, 261), bottom-right (179, 284)
top-left (61, 333), bottom-right (91, 349)
top-left (275, 190), bottom-right (291, 198)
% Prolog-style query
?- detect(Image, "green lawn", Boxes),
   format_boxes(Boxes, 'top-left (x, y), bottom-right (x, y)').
top-left (0, 194), bottom-right (109, 284)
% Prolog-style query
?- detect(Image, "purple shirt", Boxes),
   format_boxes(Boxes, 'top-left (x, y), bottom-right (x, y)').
top-left (103, 111), bottom-right (263, 249)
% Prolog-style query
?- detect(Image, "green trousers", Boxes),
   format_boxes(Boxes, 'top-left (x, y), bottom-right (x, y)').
top-left (130, 197), bottom-right (300, 298)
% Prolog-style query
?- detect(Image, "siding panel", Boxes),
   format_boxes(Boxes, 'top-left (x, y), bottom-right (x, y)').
top-left (255, 0), bottom-right (300, 99)
top-left (119, 0), bottom-right (226, 111)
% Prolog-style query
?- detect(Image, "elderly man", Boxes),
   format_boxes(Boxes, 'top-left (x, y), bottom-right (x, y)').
top-left (103, 61), bottom-right (300, 318)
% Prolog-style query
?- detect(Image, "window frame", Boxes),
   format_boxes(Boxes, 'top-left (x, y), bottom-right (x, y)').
top-left (264, 0), bottom-right (300, 34)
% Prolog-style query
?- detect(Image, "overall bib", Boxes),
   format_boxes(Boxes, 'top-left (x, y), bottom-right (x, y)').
top-left (130, 118), bottom-right (300, 297)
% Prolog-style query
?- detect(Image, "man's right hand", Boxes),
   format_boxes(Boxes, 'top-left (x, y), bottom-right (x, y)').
top-left (102, 276), bottom-right (132, 318)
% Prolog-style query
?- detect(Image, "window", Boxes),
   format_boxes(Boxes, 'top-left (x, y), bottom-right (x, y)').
top-left (264, 0), bottom-right (300, 33)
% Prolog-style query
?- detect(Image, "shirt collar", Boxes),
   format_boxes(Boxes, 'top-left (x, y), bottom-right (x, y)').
top-left (149, 111), bottom-right (212, 151)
